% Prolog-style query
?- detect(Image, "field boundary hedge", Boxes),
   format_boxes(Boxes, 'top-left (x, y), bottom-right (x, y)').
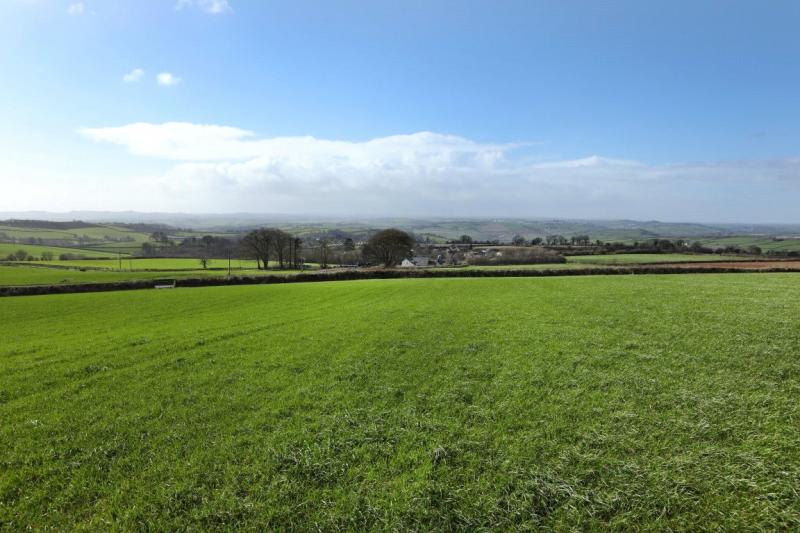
top-left (3, 265), bottom-right (800, 297)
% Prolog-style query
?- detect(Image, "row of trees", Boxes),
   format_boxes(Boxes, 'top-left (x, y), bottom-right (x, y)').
top-left (3, 249), bottom-right (92, 261)
top-left (4, 249), bottom-right (37, 261)
top-left (451, 233), bottom-right (775, 256)
top-left (454, 234), bottom-right (590, 246)
top-left (238, 228), bottom-right (415, 268)
top-left (240, 228), bottom-right (303, 269)
top-left (138, 227), bottom-right (416, 269)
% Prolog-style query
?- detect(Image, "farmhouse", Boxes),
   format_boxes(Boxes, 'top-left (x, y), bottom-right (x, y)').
top-left (400, 256), bottom-right (438, 267)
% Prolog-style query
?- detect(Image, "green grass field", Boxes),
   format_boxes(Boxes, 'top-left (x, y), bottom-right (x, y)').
top-left (453, 263), bottom-right (597, 271)
top-left (0, 242), bottom-right (122, 260)
top-left (26, 257), bottom-right (261, 270)
top-left (0, 265), bottom-right (310, 286)
top-left (0, 224), bottom-right (151, 245)
top-left (565, 253), bottom-right (748, 265)
top-left (0, 225), bottom-right (80, 241)
top-left (697, 235), bottom-right (800, 252)
top-left (2, 275), bottom-right (799, 529)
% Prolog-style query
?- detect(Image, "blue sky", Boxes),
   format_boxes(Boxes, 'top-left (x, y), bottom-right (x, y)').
top-left (2, 0), bottom-right (799, 221)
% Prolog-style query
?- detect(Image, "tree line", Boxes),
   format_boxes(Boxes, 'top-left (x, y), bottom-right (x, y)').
top-left (240, 228), bottom-right (303, 269)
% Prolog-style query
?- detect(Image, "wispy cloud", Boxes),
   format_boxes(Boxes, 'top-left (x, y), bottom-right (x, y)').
top-left (156, 72), bottom-right (181, 87)
top-left (175, 0), bottom-right (232, 14)
top-left (78, 122), bottom-right (800, 218)
top-left (67, 2), bottom-right (84, 15)
top-left (122, 68), bottom-right (144, 83)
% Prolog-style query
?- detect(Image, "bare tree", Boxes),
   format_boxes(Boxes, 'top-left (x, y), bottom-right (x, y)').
top-left (293, 237), bottom-right (303, 268)
top-left (318, 236), bottom-right (331, 268)
top-left (240, 229), bottom-right (272, 269)
top-left (362, 229), bottom-right (414, 267)
top-left (240, 228), bottom-right (303, 270)
top-left (272, 229), bottom-right (293, 269)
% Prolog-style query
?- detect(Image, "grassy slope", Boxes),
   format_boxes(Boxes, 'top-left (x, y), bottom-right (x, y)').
top-left (697, 235), bottom-right (800, 252)
top-left (0, 226), bottom-right (79, 240)
top-left (566, 253), bottom-right (749, 264)
top-left (27, 258), bottom-right (261, 270)
top-left (2, 275), bottom-right (799, 529)
top-left (0, 242), bottom-right (122, 259)
top-left (0, 224), bottom-right (150, 243)
top-left (0, 252), bottom-right (780, 287)
top-left (454, 263), bottom-right (595, 271)
top-left (0, 265), bottom-right (306, 286)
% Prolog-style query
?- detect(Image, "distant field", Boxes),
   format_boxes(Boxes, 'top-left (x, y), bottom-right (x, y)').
top-left (0, 223), bottom-right (151, 245)
top-left (0, 225), bottom-right (80, 240)
top-left (25, 257), bottom-right (261, 270)
top-left (0, 266), bottom-right (218, 286)
top-left (0, 263), bottom-right (323, 286)
top-left (0, 242), bottom-right (122, 259)
top-left (0, 265), bottom-right (304, 286)
top-left (84, 244), bottom-right (152, 255)
top-left (452, 263), bottom-right (597, 271)
top-left (69, 225), bottom-right (150, 242)
top-left (697, 235), bottom-right (800, 252)
top-left (2, 275), bottom-right (799, 529)
top-left (566, 253), bottom-right (750, 265)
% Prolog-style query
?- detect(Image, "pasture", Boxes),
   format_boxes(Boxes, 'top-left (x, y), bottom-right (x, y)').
top-left (1, 274), bottom-right (799, 529)
top-left (565, 253), bottom-right (749, 265)
top-left (0, 242), bottom-right (121, 260)
top-left (696, 235), bottom-right (800, 253)
top-left (26, 258), bottom-right (262, 271)
top-left (0, 223), bottom-right (150, 243)
top-left (454, 263), bottom-right (596, 271)
top-left (0, 265), bottom-right (308, 287)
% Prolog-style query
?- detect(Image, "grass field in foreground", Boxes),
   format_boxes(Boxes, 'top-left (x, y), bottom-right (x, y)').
top-left (2, 275), bottom-right (799, 530)
top-left (566, 253), bottom-right (750, 264)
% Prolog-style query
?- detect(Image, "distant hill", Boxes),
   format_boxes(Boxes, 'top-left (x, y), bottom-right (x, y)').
top-left (1, 212), bottom-right (800, 244)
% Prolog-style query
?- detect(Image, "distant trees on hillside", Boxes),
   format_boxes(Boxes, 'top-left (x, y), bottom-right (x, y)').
top-left (150, 231), bottom-right (170, 244)
top-left (545, 235), bottom-right (568, 245)
top-left (4, 249), bottom-right (32, 261)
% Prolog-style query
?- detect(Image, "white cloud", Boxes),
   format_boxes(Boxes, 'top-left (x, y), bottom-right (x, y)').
top-left (533, 155), bottom-right (642, 169)
top-left (122, 68), bottom-right (144, 83)
top-left (77, 121), bottom-right (800, 217)
top-left (81, 122), bottom-right (254, 159)
top-left (67, 2), bottom-right (84, 15)
top-left (156, 72), bottom-right (181, 86)
top-left (175, 0), bottom-right (232, 14)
